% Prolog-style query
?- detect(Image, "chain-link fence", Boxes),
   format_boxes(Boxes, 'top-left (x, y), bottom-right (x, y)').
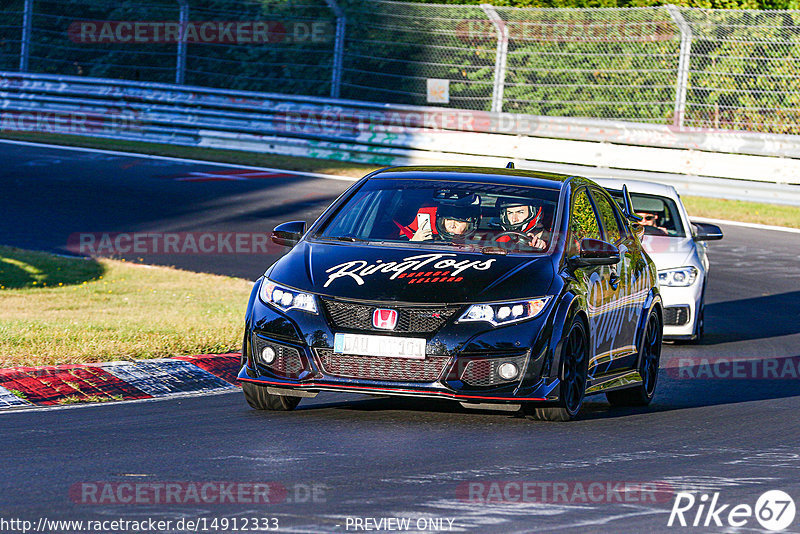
top-left (0, 0), bottom-right (25, 72)
top-left (683, 9), bottom-right (800, 133)
top-left (340, 2), bottom-right (496, 110)
top-left (2, 0), bottom-right (800, 134)
top-left (495, 6), bottom-right (681, 123)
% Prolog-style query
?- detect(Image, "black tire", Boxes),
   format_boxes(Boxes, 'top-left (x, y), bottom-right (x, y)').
top-left (242, 381), bottom-right (301, 411)
top-left (688, 298), bottom-right (705, 344)
top-left (527, 317), bottom-right (589, 422)
top-left (606, 309), bottom-right (662, 407)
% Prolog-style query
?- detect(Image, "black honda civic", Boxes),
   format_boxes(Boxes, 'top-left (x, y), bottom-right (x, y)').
top-left (238, 166), bottom-right (663, 421)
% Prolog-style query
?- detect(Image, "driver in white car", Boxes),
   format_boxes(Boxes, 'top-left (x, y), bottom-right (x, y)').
top-left (636, 210), bottom-right (670, 235)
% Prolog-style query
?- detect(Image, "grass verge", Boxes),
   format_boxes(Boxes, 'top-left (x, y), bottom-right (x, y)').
top-left (58, 394), bottom-right (124, 405)
top-left (0, 246), bottom-right (252, 367)
top-left (2, 131), bottom-right (798, 230)
top-left (681, 195), bottom-right (800, 229)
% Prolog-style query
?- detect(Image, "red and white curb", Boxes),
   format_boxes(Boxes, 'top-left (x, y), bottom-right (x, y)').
top-left (0, 353), bottom-right (241, 409)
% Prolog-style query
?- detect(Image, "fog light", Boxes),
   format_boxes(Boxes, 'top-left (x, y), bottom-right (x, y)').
top-left (497, 362), bottom-right (519, 380)
top-left (261, 346), bottom-right (276, 364)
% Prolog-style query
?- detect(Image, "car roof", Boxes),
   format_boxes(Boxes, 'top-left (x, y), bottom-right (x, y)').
top-left (590, 177), bottom-right (679, 198)
top-left (369, 166), bottom-right (571, 190)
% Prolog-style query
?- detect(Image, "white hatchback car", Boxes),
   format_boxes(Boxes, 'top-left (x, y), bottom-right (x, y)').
top-left (592, 179), bottom-right (723, 342)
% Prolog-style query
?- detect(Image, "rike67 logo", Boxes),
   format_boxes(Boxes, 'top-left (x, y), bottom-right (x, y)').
top-left (668, 490), bottom-right (796, 531)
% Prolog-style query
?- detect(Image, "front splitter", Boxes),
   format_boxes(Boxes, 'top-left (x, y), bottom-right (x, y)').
top-left (238, 366), bottom-right (560, 403)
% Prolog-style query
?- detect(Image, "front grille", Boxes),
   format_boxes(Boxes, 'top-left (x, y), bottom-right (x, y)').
top-left (315, 348), bottom-right (451, 382)
top-left (251, 336), bottom-right (304, 378)
top-left (663, 306), bottom-right (690, 326)
top-left (320, 299), bottom-right (457, 334)
top-left (459, 355), bottom-right (529, 387)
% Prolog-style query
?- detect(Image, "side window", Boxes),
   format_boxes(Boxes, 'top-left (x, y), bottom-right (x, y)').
top-left (590, 189), bottom-right (625, 244)
top-left (569, 188), bottom-right (601, 255)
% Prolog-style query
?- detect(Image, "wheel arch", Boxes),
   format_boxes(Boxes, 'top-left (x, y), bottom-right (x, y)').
top-left (634, 287), bottom-right (663, 360)
top-left (546, 289), bottom-right (588, 381)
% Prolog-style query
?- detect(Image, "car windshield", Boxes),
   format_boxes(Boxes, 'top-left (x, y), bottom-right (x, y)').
top-left (314, 178), bottom-right (560, 253)
top-left (608, 191), bottom-right (686, 238)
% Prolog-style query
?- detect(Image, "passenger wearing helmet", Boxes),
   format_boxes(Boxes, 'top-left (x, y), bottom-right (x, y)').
top-left (410, 194), bottom-right (481, 242)
top-left (495, 197), bottom-right (547, 250)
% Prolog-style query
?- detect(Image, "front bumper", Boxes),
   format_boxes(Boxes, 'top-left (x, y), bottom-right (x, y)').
top-left (238, 366), bottom-right (559, 403)
top-left (241, 287), bottom-right (563, 404)
top-left (659, 281), bottom-right (703, 338)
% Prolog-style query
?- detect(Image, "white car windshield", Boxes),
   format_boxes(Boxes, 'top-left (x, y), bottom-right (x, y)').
top-left (609, 191), bottom-right (686, 238)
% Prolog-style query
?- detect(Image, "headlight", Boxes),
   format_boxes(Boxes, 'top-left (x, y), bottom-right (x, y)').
top-left (658, 266), bottom-right (698, 287)
top-left (458, 297), bottom-right (551, 327)
top-left (258, 279), bottom-right (318, 314)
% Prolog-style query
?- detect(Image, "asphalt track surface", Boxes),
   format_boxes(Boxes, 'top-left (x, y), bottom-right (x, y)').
top-left (2, 140), bottom-right (800, 533)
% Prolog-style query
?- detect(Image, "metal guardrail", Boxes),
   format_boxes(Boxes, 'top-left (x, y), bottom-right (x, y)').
top-left (1, 71), bottom-right (799, 205)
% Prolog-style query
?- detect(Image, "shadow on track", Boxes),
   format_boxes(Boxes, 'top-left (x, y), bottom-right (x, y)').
top-left (701, 291), bottom-right (800, 345)
top-left (251, 355), bottom-right (800, 423)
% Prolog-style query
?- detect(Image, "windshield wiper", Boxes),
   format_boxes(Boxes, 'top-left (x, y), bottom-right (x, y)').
top-left (317, 235), bottom-right (367, 243)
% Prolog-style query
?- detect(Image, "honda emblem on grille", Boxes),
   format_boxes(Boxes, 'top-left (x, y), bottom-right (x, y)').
top-left (372, 308), bottom-right (398, 330)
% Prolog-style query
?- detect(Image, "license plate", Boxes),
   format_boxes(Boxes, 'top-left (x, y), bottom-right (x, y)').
top-left (333, 333), bottom-right (426, 359)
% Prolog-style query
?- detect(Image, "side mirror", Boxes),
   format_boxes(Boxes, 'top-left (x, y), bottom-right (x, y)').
top-left (631, 223), bottom-right (645, 240)
top-left (271, 221), bottom-right (306, 247)
top-left (572, 238), bottom-right (620, 267)
top-left (692, 222), bottom-right (723, 241)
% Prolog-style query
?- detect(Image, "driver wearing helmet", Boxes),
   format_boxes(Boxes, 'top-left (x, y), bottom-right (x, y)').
top-left (495, 197), bottom-right (548, 250)
top-left (411, 194), bottom-right (481, 242)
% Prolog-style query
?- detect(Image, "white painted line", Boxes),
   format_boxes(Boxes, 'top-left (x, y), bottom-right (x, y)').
top-left (691, 216), bottom-right (800, 235)
top-left (0, 138), bottom-right (359, 182)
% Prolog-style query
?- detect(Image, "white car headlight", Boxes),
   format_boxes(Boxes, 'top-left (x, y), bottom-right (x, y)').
top-left (658, 266), bottom-right (698, 287)
top-left (259, 279), bottom-right (318, 314)
top-left (458, 297), bottom-right (551, 327)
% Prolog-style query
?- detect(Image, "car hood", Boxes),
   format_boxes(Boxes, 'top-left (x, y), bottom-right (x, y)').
top-left (266, 241), bottom-right (556, 304)
top-left (641, 236), bottom-right (696, 270)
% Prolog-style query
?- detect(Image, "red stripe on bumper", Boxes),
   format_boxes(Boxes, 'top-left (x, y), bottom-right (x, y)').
top-left (239, 377), bottom-right (545, 402)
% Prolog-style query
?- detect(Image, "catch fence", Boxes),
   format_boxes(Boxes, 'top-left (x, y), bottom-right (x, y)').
top-left (2, 0), bottom-right (799, 134)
